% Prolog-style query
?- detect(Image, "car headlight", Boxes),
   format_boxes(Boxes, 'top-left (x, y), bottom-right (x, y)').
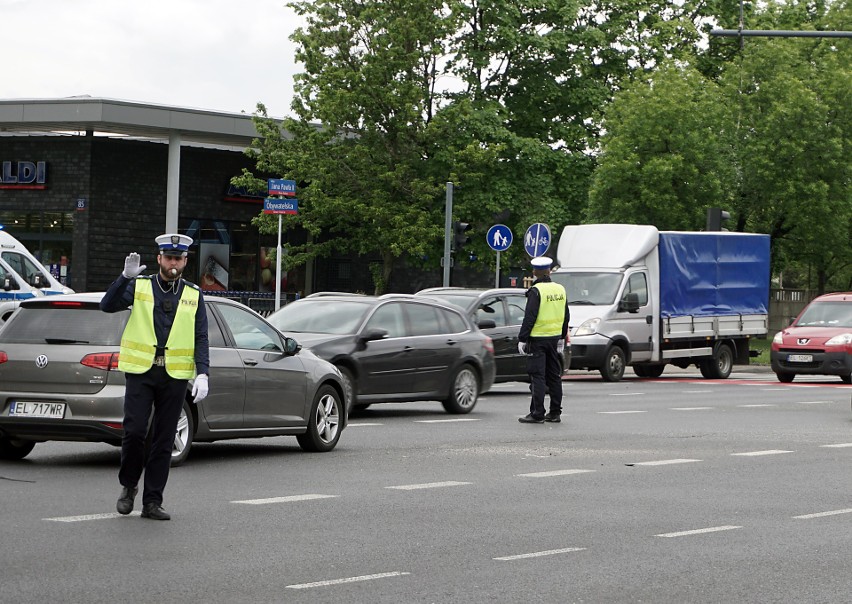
top-left (773, 331), bottom-right (784, 345)
top-left (574, 317), bottom-right (600, 336)
top-left (825, 333), bottom-right (852, 346)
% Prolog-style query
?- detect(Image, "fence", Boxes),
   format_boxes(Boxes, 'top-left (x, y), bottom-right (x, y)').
top-left (202, 290), bottom-right (300, 317)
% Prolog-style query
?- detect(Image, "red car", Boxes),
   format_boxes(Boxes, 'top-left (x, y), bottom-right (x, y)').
top-left (770, 292), bottom-right (852, 383)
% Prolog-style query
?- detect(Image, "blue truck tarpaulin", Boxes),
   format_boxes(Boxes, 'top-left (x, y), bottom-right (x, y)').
top-left (659, 232), bottom-right (770, 318)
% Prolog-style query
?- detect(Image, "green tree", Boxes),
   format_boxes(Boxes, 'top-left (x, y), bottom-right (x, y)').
top-left (235, 0), bottom-right (746, 291)
top-left (587, 63), bottom-right (736, 229)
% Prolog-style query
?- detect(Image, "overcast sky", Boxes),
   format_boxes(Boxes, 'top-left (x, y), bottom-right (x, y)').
top-left (3, 0), bottom-right (303, 117)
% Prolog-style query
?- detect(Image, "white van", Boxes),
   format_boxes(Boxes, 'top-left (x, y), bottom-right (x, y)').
top-left (0, 229), bottom-right (73, 323)
top-left (0, 229), bottom-right (72, 294)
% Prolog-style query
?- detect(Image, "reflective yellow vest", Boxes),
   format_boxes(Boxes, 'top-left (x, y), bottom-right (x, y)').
top-left (118, 278), bottom-right (199, 379)
top-left (530, 281), bottom-right (567, 337)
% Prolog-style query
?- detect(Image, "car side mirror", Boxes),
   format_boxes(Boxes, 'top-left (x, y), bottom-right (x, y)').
top-left (361, 328), bottom-right (388, 342)
top-left (618, 292), bottom-right (640, 313)
top-left (2, 276), bottom-right (17, 291)
top-left (284, 337), bottom-right (301, 355)
top-left (30, 273), bottom-right (44, 288)
top-left (478, 319), bottom-right (497, 329)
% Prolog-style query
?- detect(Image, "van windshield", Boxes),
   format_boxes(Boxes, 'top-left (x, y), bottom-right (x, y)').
top-left (795, 301), bottom-right (852, 328)
top-left (551, 272), bottom-right (623, 305)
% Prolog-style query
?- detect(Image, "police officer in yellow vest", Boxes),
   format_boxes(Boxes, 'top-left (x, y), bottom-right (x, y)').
top-left (100, 233), bottom-right (210, 520)
top-left (517, 256), bottom-right (569, 423)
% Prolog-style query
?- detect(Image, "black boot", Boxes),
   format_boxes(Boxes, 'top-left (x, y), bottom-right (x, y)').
top-left (141, 503), bottom-right (171, 521)
top-left (116, 486), bottom-right (137, 515)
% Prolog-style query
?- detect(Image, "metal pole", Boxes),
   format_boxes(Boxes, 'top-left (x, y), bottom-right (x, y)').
top-left (442, 182), bottom-right (453, 287)
top-left (275, 214), bottom-right (282, 310)
top-left (495, 251), bottom-right (500, 288)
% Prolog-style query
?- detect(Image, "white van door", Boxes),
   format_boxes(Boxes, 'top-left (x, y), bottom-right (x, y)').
top-left (609, 271), bottom-right (653, 363)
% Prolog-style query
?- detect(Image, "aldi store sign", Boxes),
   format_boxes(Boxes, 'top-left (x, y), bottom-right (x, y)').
top-left (1, 161), bottom-right (47, 189)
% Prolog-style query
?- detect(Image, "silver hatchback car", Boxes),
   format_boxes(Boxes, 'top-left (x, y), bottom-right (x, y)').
top-left (0, 293), bottom-right (348, 464)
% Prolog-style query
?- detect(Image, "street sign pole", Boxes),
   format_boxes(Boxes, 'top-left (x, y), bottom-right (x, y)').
top-left (495, 251), bottom-right (500, 288)
top-left (275, 214), bottom-right (282, 310)
top-left (443, 182), bottom-right (453, 287)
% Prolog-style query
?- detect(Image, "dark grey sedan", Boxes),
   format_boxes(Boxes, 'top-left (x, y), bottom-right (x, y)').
top-left (267, 294), bottom-right (496, 413)
top-left (0, 293), bottom-right (348, 464)
top-left (416, 287), bottom-right (570, 382)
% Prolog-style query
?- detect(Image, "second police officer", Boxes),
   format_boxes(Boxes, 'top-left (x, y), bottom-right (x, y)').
top-left (517, 256), bottom-right (570, 423)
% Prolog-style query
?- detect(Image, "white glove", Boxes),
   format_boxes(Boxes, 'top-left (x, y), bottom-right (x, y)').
top-left (557, 339), bottom-right (565, 354)
top-left (192, 374), bottom-right (209, 404)
top-left (122, 253), bottom-right (147, 279)
top-left (518, 341), bottom-right (529, 355)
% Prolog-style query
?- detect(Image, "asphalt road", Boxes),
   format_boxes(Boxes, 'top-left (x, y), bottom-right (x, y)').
top-left (2, 367), bottom-right (850, 603)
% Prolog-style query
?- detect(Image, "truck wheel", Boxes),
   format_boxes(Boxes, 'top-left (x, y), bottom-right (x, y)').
top-left (699, 343), bottom-right (733, 379)
top-left (634, 364), bottom-right (665, 378)
top-left (600, 346), bottom-right (626, 382)
top-left (776, 372), bottom-right (795, 383)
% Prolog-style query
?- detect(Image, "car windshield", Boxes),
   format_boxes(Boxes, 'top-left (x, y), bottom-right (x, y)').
top-left (0, 304), bottom-right (129, 345)
top-left (550, 272), bottom-right (623, 305)
top-left (795, 301), bottom-right (852, 327)
top-left (268, 300), bottom-right (372, 334)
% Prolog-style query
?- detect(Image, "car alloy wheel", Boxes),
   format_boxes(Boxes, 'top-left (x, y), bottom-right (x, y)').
top-left (297, 385), bottom-right (342, 452)
top-left (442, 365), bottom-right (479, 414)
top-left (170, 401), bottom-right (194, 467)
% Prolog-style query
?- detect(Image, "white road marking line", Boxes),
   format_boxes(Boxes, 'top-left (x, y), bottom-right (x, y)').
top-left (795, 400), bottom-right (834, 405)
top-left (631, 459), bottom-right (702, 466)
top-left (286, 571), bottom-right (411, 589)
top-left (516, 469), bottom-right (595, 478)
top-left (45, 512), bottom-right (140, 522)
top-left (670, 407), bottom-right (713, 411)
top-left (793, 508), bottom-right (852, 520)
top-left (730, 450), bottom-right (794, 457)
top-left (656, 525), bottom-right (741, 538)
top-left (738, 404), bottom-right (776, 407)
top-left (683, 390), bottom-right (713, 393)
top-left (386, 481), bottom-right (471, 491)
top-left (232, 494), bottom-right (337, 505)
top-left (597, 410), bottom-right (647, 414)
top-left (414, 418), bottom-right (481, 423)
top-left (821, 443), bottom-right (852, 448)
top-left (494, 547), bottom-right (586, 561)
top-left (760, 388), bottom-right (788, 391)
top-left (347, 422), bottom-right (383, 427)
top-left (610, 392), bottom-right (644, 396)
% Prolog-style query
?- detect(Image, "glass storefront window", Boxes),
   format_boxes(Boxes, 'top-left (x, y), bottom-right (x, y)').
top-left (0, 210), bottom-right (73, 286)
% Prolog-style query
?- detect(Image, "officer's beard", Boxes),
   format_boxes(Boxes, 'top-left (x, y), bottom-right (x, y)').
top-left (160, 266), bottom-right (183, 282)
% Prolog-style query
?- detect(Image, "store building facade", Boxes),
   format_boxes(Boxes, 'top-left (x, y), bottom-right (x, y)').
top-left (0, 97), bottom-right (314, 297)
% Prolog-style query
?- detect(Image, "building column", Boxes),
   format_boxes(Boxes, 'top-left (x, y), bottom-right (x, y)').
top-left (166, 131), bottom-right (181, 232)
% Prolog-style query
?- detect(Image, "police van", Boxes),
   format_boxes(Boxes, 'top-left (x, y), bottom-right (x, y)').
top-left (0, 228), bottom-right (74, 323)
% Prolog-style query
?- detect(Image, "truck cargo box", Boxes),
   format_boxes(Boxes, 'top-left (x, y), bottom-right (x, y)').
top-left (658, 232), bottom-right (770, 319)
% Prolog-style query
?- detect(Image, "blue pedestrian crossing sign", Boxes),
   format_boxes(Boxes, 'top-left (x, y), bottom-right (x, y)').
top-left (524, 223), bottom-right (551, 257)
top-left (486, 224), bottom-right (512, 252)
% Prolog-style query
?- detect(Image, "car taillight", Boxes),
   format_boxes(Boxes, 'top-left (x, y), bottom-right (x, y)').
top-left (0, 351), bottom-right (7, 364)
top-left (50, 301), bottom-right (84, 307)
top-left (81, 352), bottom-right (120, 371)
top-left (483, 336), bottom-right (494, 354)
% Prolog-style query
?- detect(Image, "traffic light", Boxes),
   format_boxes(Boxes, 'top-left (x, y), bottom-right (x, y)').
top-left (452, 221), bottom-right (472, 251)
top-left (706, 207), bottom-right (731, 231)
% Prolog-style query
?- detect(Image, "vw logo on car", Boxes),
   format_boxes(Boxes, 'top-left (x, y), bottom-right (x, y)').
top-left (35, 354), bottom-right (48, 369)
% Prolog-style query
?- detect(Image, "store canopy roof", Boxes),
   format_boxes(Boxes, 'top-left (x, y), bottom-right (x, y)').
top-left (0, 97), bottom-right (278, 146)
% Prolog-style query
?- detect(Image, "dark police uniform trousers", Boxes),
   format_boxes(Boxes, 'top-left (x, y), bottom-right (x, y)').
top-left (527, 337), bottom-right (563, 418)
top-left (120, 364), bottom-right (188, 506)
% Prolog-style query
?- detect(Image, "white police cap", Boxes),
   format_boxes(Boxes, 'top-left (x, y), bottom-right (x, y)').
top-left (531, 256), bottom-right (553, 269)
top-left (155, 233), bottom-right (193, 257)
